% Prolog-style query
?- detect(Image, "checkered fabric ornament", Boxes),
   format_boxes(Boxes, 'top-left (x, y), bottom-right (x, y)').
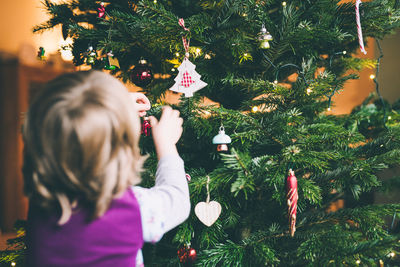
top-left (170, 58), bottom-right (207, 97)
top-left (181, 71), bottom-right (194, 87)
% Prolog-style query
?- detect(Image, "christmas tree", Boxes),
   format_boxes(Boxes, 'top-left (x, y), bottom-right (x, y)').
top-left (2, 0), bottom-right (400, 266)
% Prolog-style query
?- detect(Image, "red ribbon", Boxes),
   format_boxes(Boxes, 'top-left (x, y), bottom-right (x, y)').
top-left (97, 3), bottom-right (106, 18)
top-left (141, 118), bottom-right (151, 136)
top-left (178, 18), bottom-right (190, 55)
top-left (178, 18), bottom-right (189, 31)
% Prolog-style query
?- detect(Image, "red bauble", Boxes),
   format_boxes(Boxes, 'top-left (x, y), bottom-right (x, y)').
top-left (177, 246), bottom-right (197, 265)
top-left (286, 169), bottom-right (298, 237)
top-left (131, 59), bottom-right (153, 87)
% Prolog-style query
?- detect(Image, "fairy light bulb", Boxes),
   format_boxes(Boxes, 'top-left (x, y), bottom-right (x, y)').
top-left (369, 74), bottom-right (376, 80)
top-left (196, 48), bottom-right (201, 54)
top-left (11, 262), bottom-right (16, 267)
top-left (204, 54), bottom-right (211, 59)
top-left (327, 107), bottom-right (331, 111)
top-left (252, 106), bottom-right (259, 112)
top-left (175, 52), bottom-right (180, 57)
top-left (244, 53), bottom-right (248, 57)
top-left (389, 252), bottom-right (395, 257)
top-left (282, 1), bottom-right (287, 6)
top-left (388, 116), bottom-right (392, 120)
top-left (343, 50), bottom-right (347, 55)
top-left (274, 80), bottom-right (278, 84)
top-left (306, 88), bottom-right (313, 95)
top-left (356, 259), bottom-right (361, 264)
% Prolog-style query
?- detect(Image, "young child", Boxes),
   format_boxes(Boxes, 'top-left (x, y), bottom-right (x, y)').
top-left (22, 70), bottom-right (190, 267)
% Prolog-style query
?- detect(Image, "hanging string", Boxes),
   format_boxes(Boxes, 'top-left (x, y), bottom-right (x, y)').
top-left (103, 5), bottom-right (115, 51)
top-left (95, 3), bottom-right (115, 53)
top-left (206, 176), bottom-right (210, 203)
top-left (287, 162), bottom-right (295, 172)
top-left (178, 18), bottom-right (190, 57)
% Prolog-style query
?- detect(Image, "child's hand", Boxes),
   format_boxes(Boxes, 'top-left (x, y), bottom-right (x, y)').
top-left (129, 92), bottom-right (151, 117)
top-left (149, 106), bottom-right (183, 159)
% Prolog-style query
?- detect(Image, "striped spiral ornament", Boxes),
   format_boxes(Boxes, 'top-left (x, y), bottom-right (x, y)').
top-left (355, 0), bottom-right (367, 55)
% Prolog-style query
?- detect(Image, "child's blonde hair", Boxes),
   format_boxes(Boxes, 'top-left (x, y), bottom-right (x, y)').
top-left (23, 71), bottom-right (144, 225)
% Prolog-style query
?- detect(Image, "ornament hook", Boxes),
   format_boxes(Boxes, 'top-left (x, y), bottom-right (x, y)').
top-left (206, 176), bottom-right (210, 203)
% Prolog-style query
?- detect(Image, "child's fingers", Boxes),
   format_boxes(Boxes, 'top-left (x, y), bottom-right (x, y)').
top-left (148, 116), bottom-right (158, 127)
top-left (159, 106), bottom-right (174, 122)
top-left (171, 109), bottom-right (180, 119)
top-left (130, 92), bottom-right (151, 117)
top-left (137, 96), bottom-right (151, 108)
top-left (159, 106), bottom-right (182, 127)
top-left (130, 92), bottom-right (151, 107)
top-left (137, 102), bottom-right (151, 111)
top-left (161, 106), bottom-right (173, 117)
top-left (177, 117), bottom-right (183, 126)
top-left (136, 103), bottom-right (150, 111)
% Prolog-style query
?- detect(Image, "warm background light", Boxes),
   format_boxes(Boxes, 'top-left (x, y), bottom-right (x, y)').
top-left (2, 0), bottom-right (65, 56)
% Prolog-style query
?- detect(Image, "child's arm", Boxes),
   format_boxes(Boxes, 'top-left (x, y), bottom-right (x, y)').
top-left (133, 106), bottom-right (190, 243)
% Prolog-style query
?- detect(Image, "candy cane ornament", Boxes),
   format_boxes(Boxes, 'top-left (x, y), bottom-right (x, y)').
top-left (355, 0), bottom-right (367, 55)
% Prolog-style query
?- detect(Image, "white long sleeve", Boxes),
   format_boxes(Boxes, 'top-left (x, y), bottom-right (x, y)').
top-left (132, 154), bottom-right (190, 243)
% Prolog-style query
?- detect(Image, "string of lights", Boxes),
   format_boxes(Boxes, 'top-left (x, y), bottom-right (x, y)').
top-left (262, 50), bottom-right (345, 110)
top-left (324, 50), bottom-right (347, 110)
top-left (371, 39), bottom-right (388, 129)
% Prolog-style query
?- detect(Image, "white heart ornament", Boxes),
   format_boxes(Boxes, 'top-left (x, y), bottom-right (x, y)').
top-left (194, 201), bottom-right (222, 227)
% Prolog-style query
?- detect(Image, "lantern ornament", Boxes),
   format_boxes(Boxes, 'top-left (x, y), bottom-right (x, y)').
top-left (103, 50), bottom-right (120, 70)
top-left (258, 24), bottom-right (273, 49)
top-left (131, 59), bottom-right (153, 87)
top-left (212, 125), bottom-right (231, 152)
top-left (85, 46), bottom-right (97, 65)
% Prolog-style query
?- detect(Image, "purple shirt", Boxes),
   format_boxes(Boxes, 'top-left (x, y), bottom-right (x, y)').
top-left (26, 155), bottom-right (191, 267)
top-left (26, 189), bottom-right (143, 267)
